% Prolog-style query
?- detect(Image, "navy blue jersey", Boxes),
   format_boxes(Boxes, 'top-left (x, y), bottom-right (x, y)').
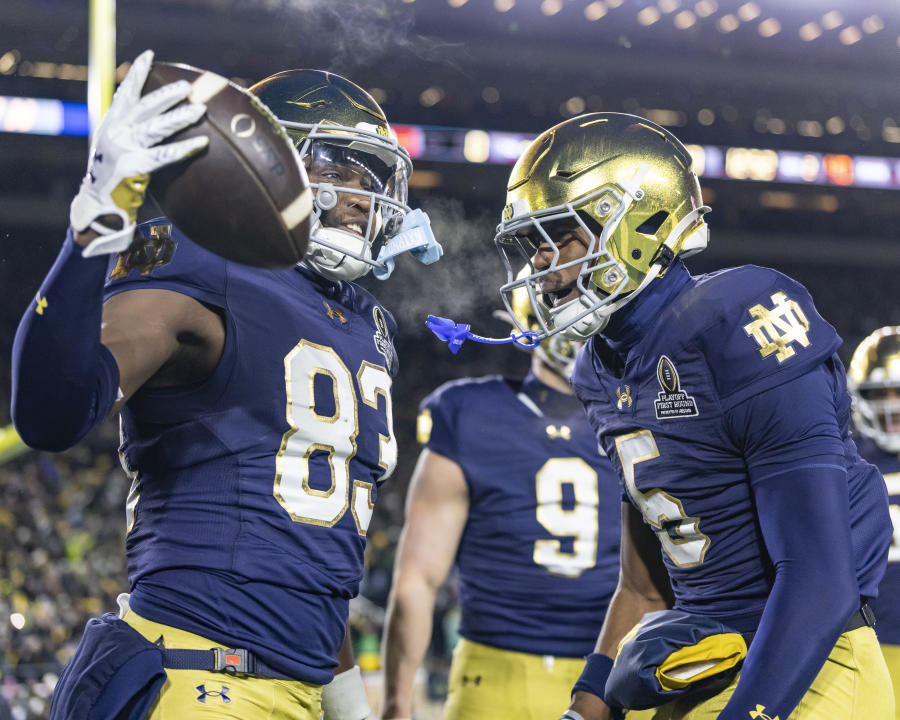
top-left (854, 435), bottom-right (900, 645)
top-left (572, 265), bottom-right (891, 633)
top-left (418, 372), bottom-right (621, 657)
top-left (103, 220), bottom-right (398, 684)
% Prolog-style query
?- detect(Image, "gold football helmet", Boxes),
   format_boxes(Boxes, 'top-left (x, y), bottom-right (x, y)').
top-left (251, 70), bottom-right (412, 280)
top-left (494, 113), bottom-right (710, 341)
top-left (848, 326), bottom-right (900, 453)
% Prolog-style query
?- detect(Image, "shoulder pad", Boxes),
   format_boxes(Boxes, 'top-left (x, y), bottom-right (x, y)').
top-left (340, 281), bottom-right (398, 335)
top-left (417, 376), bottom-right (505, 453)
top-left (103, 218), bottom-right (227, 306)
top-left (689, 266), bottom-right (841, 407)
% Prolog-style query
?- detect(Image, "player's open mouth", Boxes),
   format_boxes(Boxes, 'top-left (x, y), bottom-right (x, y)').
top-left (341, 223), bottom-right (365, 237)
top-left (545, 284), bottom-right (578, 307)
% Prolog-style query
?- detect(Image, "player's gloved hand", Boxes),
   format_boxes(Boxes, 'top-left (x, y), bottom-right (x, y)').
top-left (321, 665), bottom-right (371, 720)
top-left (70, 49), bottom-right (209, 258)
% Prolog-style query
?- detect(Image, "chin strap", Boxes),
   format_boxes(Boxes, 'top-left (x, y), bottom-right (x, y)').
top-left (373, 208), bottom-right (443, 280)
top-left (425, 315), bottom-right (540, 354)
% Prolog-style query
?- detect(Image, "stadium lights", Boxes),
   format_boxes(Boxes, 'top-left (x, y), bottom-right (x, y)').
top-left (4, 95), bottom-right (900, 193)
top-left (839, 26), bottom-right (862, 44)
top-left (694, 0), bottom-right (717, 18)
top-left (799, 21), bottom-right (822, 40)
top-left (584, 1), bottom-right (607, 21)
top-left (821, 10), bottom-right (843, 30)
top-left (674, 11), bottom-right (697, 29)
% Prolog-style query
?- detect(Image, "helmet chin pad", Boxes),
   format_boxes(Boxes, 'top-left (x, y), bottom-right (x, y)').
top-left (305, 226), bottom-right (374, 281)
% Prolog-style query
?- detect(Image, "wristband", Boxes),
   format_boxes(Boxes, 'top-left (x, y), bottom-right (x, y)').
top-left (572, 652), bottom-right (614, 701)
top-left (560, 712), bottom-right (586, 720)
top-left (320, 665), bottom-right (371, 720)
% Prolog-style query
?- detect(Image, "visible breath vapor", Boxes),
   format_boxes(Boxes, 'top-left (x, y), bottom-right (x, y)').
top-left (367, 197), bottom-right (510, 338)
top-left (274, 0), bottom-right (462, 72)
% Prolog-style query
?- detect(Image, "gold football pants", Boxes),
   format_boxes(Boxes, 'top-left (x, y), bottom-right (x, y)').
top-left (882, 643), bottom-right (900, 720)
top-left (630, 626), bottom-right (894, 720)
top-left (444, 637), bottom-right (654, 720)
top-left (122, 605), bottom-right (322, 719)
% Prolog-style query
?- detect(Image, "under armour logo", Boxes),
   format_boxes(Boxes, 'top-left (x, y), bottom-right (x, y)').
top-left (88, 152), bottom-right (103, 184)
top-left (196, 684), bottom-right (231, 704)
top-left (323, 300), bottom-right (346, 324)
top-left (546, 424), bottom-right (571, 440)
top-left (461, 674), bottom-right (482, 686)
top-left (373, 306), bottom-right (394, 367)
top-left (743, 291), bottom-right (810, 363)
top-left (616, 386), bottom-right (633, 409)
top-left (34, 293), bottom-right (48, 315)
top-left (748, 704), bottom-right (779, 720)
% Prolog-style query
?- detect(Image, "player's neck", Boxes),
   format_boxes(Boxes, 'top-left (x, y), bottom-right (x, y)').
top-left (532, 357), bottom-right (572, 395)
top-left (603, 261), bottom-right (691, 353)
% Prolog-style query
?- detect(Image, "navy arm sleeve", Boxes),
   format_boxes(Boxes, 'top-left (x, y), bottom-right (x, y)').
top-left (719, 363), bottom-right (857, 720)
top-left (11, 233), bottom-right (120, 451)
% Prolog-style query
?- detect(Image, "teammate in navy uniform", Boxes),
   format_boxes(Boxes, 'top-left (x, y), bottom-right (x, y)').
top-left (11, 51), bottom-right (439, 720)
top-left (488, 113), bottom-right (894, 720)
top-left (848, 327), bottom-right (900, 720)
top-left (379, 287), bottom-right (630, 720)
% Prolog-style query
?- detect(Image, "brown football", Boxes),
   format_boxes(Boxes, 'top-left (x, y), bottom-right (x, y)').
top-left (142, 61), bottom-right (311, 268)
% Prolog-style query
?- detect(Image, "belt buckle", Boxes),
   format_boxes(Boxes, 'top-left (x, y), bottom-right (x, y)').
top-left (861, 603), bottom-right (876, 627)
top-left (214, 647), bottom-right (249, 673)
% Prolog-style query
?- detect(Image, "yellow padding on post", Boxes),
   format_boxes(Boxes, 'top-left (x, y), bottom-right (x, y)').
top-left (0, 424), bottom-right (28, 464)
top-left (655, 633), bottom-right (747, 691)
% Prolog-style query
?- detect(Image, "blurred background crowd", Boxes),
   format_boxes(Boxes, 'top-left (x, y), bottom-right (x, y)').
top-left (4, 0), bottom-right (900, 717)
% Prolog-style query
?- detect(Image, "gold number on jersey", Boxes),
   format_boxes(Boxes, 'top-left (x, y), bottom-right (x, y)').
top-left (274, 341), bottom-right (394, 535)
top-left (533, 457), bottom-right (600, 577)
top-left (615, 429), bottom-right (709, 567)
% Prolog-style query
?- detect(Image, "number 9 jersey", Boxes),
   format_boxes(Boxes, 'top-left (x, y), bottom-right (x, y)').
top-left (104, 220), bottom-right (398, 684)
top-left (418, 372), bottom-right (621, 657)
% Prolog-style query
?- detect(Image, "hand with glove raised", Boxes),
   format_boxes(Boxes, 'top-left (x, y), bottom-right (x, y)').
top-left (70, 49), bottom-right (208, 257)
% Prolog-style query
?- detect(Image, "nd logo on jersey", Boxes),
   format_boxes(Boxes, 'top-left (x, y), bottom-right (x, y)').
top-left (743, 292), bottom-right (810, 363)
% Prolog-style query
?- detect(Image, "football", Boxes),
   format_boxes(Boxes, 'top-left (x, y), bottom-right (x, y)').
top-left (142, 61), bottom-right (311, 268)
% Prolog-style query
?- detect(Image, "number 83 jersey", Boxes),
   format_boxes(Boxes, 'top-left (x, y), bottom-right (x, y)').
top-left (103, 221), bottom-right (398, 684)
top-left (572, 265), bottom-right (891, 632)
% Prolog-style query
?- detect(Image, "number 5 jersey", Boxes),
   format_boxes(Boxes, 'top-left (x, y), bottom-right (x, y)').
top-left (571, 263), bottom-right (891, 632)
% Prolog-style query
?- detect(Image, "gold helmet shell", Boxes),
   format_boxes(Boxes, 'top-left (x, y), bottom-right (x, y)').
top-left (250, 70), bottom-right (412, 280)
top-left (250, 70), bottom-right (406, 166)
top-left (848, 326), bottom-right (900, 453)
top-left (495, 112), bottom-right (709, 341)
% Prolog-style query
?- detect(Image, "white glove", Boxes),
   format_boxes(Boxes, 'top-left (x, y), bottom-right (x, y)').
top-left (70, 49), bottom-right (209, 257)
top-left (321, 665), bottom-right (371, 720)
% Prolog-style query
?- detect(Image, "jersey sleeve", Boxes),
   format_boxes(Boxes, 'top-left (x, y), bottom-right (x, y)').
top-left (416, 382), bottom-right (464, 464)
top-left (103, 218), bottom-right (228, 309)
top-left (695, 266), bottom-right (842, 411)
top-left (724, 360), bottom-right (846, 477)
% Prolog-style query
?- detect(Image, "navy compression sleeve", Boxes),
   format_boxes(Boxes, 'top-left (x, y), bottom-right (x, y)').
top-left (11, 232), bottom-right (120, 451)
top-left (719, 366), bottom-right (857, 720)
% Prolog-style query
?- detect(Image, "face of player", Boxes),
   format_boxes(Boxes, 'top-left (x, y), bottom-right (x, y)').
top-left (304, 143), bottom-right (396, 242)
top-left (529, 221), bottom-right (596, 309)
top-left (864, 386), bottom-right (900, 434)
